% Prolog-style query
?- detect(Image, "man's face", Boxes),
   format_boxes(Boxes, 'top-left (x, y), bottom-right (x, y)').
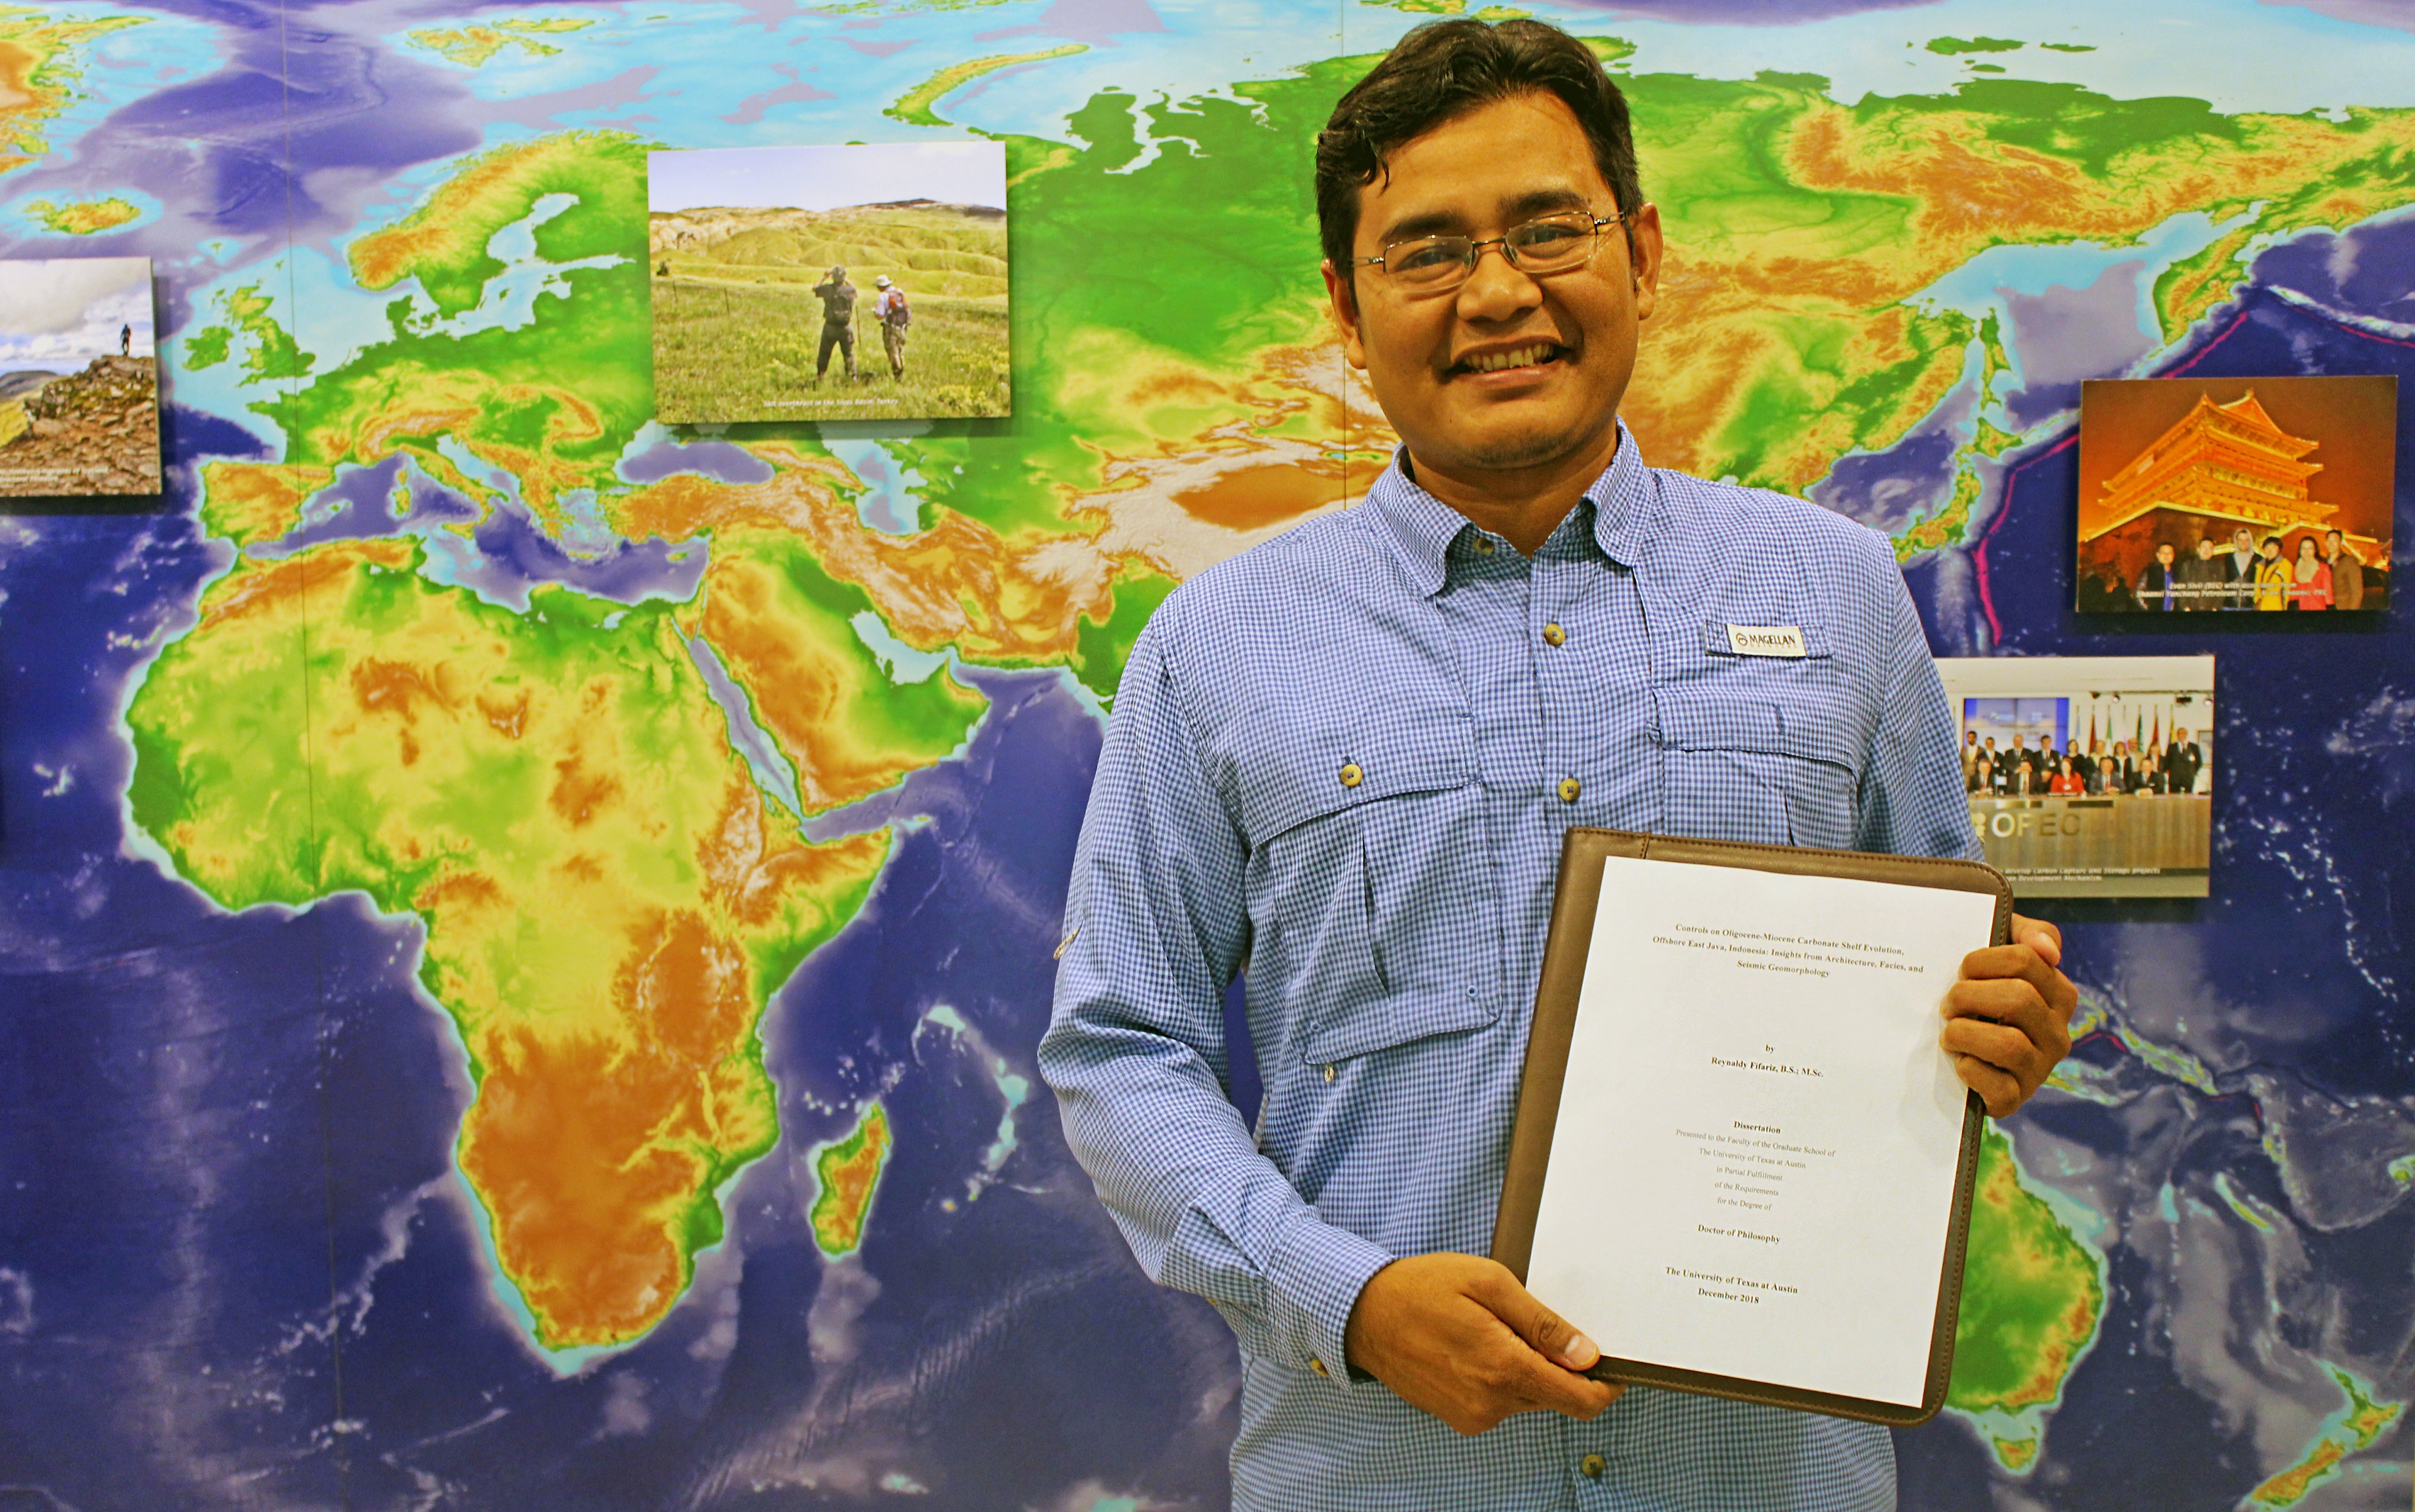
top-left (2156, 543), bottom-right (2176, 566)
top-left (2327, 531), bottom-right (2342, 554)
top-left (1325, 91), bottom-right (1663, 481)
top-left (2234, 529), bottom-right (2254, 553)
top-left (2177, 727), bottom-right (2189, 742)
top-left (2197, 539), bottom-right (2215, 559)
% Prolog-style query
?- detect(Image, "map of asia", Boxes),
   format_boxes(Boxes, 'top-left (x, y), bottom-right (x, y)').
top-left (0, 0), bottom-right (2410, 1507)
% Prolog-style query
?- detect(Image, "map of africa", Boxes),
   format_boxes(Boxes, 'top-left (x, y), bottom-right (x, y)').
top-left (0, 0), bottom-right (2410, 1507)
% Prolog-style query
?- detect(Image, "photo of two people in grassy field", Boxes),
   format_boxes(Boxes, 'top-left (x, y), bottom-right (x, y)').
top-left (647, 140), bottom-right (1010, 423)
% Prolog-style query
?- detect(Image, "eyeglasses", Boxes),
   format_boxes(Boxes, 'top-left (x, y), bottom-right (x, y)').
top-left (1351, 210), bottom-right (1624, 293)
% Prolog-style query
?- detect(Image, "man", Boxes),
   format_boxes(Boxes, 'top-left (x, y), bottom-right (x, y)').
top-left (2223, 525), bottom-right (2259, 608)
top-left (2327, 528), bottom-right (2365, 611)
top-left (811, 263), bottom-right (858, 382)
top-left (1962, 728), bottom-right (1981, 787)
top-left (2028, 733), bottom-right (2057, 785)
top-left (872, 274), bottom-right (910, 379)
top-left (1042, 21), bottom-right (2075, 1510)
top-left (120, 322), bottom-right (131, 357)
top-left (2166, 726), bottom-right (2203, 796)
top-left (2179, 536), bottom-right (2218, 610)
top-left (2134, 540), bottom-right (2179, 611)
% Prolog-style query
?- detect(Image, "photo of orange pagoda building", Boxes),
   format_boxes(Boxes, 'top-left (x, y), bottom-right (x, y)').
top-left (2075, 375), bottom-right (2396, 614)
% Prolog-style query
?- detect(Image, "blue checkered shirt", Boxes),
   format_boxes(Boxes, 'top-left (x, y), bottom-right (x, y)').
top-left (1040, 427), bottom-right (1979, 1511)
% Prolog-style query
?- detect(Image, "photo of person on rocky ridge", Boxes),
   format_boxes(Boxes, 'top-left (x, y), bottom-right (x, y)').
top-left (0, 256), bottom-right (161, 499)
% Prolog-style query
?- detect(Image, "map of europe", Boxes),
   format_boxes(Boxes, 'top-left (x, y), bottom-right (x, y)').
top-left (0, 0), bottom-right (2410, 1507)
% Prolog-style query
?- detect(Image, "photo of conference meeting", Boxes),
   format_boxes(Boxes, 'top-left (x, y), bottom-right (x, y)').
top-left (1937, 656), bottom-right (2215, 899)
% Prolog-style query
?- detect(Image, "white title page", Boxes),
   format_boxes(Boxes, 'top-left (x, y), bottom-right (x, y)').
top-left (1523, 855), bottom-right (1996, 1408)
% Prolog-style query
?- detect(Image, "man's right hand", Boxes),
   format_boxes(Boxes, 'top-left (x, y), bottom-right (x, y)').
top-left (1341, 1253), bottom-right (1624, 1435)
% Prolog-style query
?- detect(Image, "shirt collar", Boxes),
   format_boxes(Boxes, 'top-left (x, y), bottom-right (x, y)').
top-left (1364, 419), bottom-right (1654, 597)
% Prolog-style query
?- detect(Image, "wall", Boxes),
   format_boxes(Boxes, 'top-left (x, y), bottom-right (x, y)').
top-left (0, 1), bottom-right (2409, 1507)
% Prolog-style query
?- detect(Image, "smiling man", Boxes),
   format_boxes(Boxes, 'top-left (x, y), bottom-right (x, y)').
top-left (1041, 19), bottom-right (2075, 1511)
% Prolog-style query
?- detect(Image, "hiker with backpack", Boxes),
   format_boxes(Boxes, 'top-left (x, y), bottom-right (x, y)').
top-left (874, 275), bottom-right (910, 380)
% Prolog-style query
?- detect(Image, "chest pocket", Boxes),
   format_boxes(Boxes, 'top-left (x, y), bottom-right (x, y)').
top-left (1657, 684), bottom-right (1864, 853)
top-left (1237, 725), bottom-right (1505, 1066)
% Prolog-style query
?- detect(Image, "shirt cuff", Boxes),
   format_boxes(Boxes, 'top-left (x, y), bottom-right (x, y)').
top-left (1265, 1213), bottom-right (1395, 1388)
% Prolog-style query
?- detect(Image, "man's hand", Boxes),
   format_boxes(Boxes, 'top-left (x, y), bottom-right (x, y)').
top-left (1341, 1253), bottom-right (1623, 1435)
top-left (1944, 913), bottom-right (2078, 1116)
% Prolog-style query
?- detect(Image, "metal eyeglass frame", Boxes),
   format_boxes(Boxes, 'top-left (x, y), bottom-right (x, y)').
top-left (1348, 210), bottom-right (1626, 292)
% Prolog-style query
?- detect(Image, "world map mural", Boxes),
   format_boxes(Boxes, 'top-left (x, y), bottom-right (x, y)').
top-left (0, 0), bottom-right (2410, 1507)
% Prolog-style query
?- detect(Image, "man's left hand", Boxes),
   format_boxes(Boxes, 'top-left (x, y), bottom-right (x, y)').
top-left (1943, 914), bottom-right (2077, 1117)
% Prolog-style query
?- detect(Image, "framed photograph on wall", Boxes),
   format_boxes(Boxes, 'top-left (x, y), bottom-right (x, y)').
top-left (1934, 655), bottom-right (2215, 899)
top-left (0, 257), bottom-right (160, 498)
top-left (2074, 374), bottom-right (2394, 616)
top-left (647, 140), bottom-right (1010, 424)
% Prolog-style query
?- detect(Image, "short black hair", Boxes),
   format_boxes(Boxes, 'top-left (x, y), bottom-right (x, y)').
top-left (1314, 18), bottom-right (1643, 276)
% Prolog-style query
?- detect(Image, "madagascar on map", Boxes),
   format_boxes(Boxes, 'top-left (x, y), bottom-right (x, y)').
top-left (0, 1), bottom-right (2409, 1507)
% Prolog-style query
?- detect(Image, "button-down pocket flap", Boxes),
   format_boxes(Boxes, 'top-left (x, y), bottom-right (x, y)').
top-left (1658, 689), bottom-right (1859, 773)
top-left (1698, 616), bottom-right (1831, 658)
top-left (1299, 989), bottom-right (1497, 1066)
top-left (1235, 716), bottom-right (1475, 846)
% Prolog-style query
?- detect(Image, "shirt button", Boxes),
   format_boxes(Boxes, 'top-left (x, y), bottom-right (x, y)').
top-left (1310, 1357), bottom-right (1330, 1377)
top-left (1543, 622), bottom-right (1567, 647)
top-left (1580, 1452), bottom-right (1606, 1480)
top-left (1559, 776), bottom-right (1582, 803)
top-left (1339, 762), bottom-right (1363, 788)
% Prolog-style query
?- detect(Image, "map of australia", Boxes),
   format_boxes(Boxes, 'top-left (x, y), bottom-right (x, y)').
top-left (2, 1), bottom-right (2411, 1508)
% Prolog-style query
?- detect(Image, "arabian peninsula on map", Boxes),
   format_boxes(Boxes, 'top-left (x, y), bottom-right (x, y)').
top-left (0, 1), bottom-right (2409, 1508)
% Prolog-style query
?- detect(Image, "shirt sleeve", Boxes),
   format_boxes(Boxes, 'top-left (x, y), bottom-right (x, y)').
top-left (1038, 616), bottom-right (1394, 1380)
top-left (1854, 553), bottom-right (1985, 863)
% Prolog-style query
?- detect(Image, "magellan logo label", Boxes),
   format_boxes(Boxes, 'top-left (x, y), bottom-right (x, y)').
top-left (1726, 625), bottom-right (1807, 657)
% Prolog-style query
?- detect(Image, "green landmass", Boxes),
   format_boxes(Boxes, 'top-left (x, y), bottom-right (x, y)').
top-left (2388, 1153), bottom-right (2414, 1184)
top-left (23, 195), bottom-right (140, 233)
top-left (301, 134), bottom-right (655, 516)
top-left (349, 131), bottom-right (647, 317)
top-left (182, 325), bottom-right (232, 370)
top-left (886, 45), bottom-right (1085, 127)
top-left (1357, 0), bottom-right (1532, 14)
top-left (1971, 417), bottom-right (2021, 458)
top-left (1948, 1128), bottom-right (2105, 1428)
top-left (126, 534), bottom-right (890, 1346)
top-left (1071, 569), bottom-right (1176, 698)
top-left (1894, 461), bottom-right (1981, 564)
top-left (810, 1103), bottom-right (893, 1254)
top-left (221, 285), bottom-right (315, 381)
top-left (407, 17), bottom-right (593, 67)
top-left (2040, 42), bottom-right (2096, 53)
top-left (1926, 36), bottom-right (2025, 55)
top-left (2248, 1369), bottom-right (2404, 1507)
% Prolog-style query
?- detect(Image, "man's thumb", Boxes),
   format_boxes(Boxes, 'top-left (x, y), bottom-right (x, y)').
top-left (1517, 1297), bottom-right (1600, 1372)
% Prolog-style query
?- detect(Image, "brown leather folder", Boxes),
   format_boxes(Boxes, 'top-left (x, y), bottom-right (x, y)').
top-left (1490, 827), bottom-right (2013, 1427)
